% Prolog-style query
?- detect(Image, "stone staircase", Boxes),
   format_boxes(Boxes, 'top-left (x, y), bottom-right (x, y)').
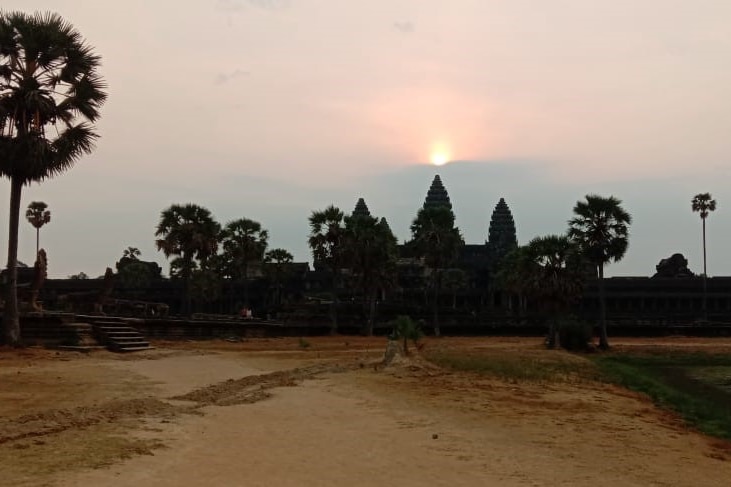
top-left (91, 318), bottom-right (153, 352)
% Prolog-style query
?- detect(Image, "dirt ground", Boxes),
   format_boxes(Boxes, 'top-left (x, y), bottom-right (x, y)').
top-left (1, 336), bottom-right (730, 486)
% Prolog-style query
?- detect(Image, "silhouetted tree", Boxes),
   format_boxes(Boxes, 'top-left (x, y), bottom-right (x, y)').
top-left (220, 218), bottom-right (268, 309)
top-left (155, 204), bottom-right (220, 316)
top-left (344, 213), bottom-right (398, 335)
top-left (264, 248), bottom-right (293, 310)
top-left (0, 12), bottom-right (106, 345)
top-left (691, 192), bottom-right (717, 320)
top-left (308, 205), bottom-right (345, 334)
top-left (409, 206), bottom-right (464, 336)
top-left (501, 236), bottom-right (586, 348)
top-left (122, 246), bottom-right (141, 260)
top-left (25, 201), bottom-right (51, 256)
top-left (568, 195), bottom-right (631, 350)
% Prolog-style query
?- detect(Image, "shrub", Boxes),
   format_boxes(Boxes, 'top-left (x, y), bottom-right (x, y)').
top-left (558, 317), bottom-right (592, 351)
top-left (390, 315), bottom-right (423, 356)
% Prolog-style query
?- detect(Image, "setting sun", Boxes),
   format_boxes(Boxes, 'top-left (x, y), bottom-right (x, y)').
top-left (430, 152), bottom-right (449, 166)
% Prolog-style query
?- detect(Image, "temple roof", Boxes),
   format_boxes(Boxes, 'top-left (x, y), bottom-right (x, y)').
top-left (488, 197), bottom-right (517, 249)
top-left (423, 174), bottom-right (452, 210)
top-left (351, 198), bottom-right (371, 218)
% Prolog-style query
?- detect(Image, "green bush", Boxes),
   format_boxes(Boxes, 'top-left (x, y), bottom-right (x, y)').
top-left (390, 315), bottom-right (423, 355)
top-left (557, 317), bottom-right (592, 351)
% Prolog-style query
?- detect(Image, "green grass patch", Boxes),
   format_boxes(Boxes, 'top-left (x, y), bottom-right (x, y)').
top-left (593, 353), bottom-right (731, 441)
top-left (425, 347), bottom-right (731, 442)
top-left (425, 349), bottom-right (598, 383)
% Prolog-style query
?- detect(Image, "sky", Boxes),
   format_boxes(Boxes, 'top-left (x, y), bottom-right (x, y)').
top-left (2, 0), bottom-right (731, 278)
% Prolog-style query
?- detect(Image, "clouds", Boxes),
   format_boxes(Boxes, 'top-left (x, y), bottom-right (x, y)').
top-left (214, 69), bottom-right (249, 85)
top-left (216, 0), bottom-right (291, 13)
top-left (393, 21), bottom-right (414, 33)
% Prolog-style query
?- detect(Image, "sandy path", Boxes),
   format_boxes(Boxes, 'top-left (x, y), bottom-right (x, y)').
top-left (54, 349), bottom-right (731, 487)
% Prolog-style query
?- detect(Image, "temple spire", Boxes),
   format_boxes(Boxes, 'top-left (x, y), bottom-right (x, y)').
top-left (351, 197), bottom-right (371, 218)
top-left (488, 197), bottom-right (517, 261)
top-left (423, 174), bottom-right (452, 211)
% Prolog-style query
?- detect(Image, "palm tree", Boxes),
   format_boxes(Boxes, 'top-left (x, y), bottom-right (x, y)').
top-left (25, 201), bottom-right (51, 256)
top-left (409, 206), bottom-right (464, 336)
top-left (691, 192), bottom-right (717, 320)
top-left (220, 218), bottom-right (269, 309)
top-left (155, 204), bottom-right (220, 316)
top-left (568, 195), bottom-right (632, 350)
top-left (0, 12), bottom-right (106, 345)
top-left (344, 213), bottom-right (398, 335)
top-left (264, 248), bottom-right (293, 309)
top-left (308, 205), bottom-right (345, 334)
top-left (502, 236), bottom-right (586, 348)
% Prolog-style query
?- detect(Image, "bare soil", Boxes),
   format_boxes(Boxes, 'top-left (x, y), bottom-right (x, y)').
top-left (1, 336), bottom-right (730, 486)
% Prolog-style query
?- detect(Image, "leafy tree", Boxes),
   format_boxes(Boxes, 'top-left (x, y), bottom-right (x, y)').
top-left (691, 193), bottom-right (717, 320)
top-left (68, 271), bottom-right (88, 280)
top-left (264, 248), bottom-right (293, 309)
top-left (155, 204), bottom-right (220, 316)
top-left (308, 205), bottom-right (345, 334)
top-left (344, 213), bottom-right (398, 335)
top-left (25, 201), bottom-right (50, 256)
top-left (0, 12), bottom-right (106, 345)
top-left (409, 206), bottom-right (464, 336)
top-left (122, 246), bottom-right (141, 260)
top-left (568, 195), bottom-right (631, 350)
top-left (115, 249), bottom-right (162, 292)
top-left (220, 218), bottom-right (268, 307)
top-left (500, 236), bottom-right (586, 348)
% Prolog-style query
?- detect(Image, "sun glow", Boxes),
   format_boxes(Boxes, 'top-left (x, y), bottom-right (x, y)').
top-left (430, 152), bottom-right (449, 166)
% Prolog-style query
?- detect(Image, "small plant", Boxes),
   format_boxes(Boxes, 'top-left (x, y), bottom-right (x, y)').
top-left (298, 337), bottom-right (311, 349)
top-left (390, 315), bottom-right (423, 356)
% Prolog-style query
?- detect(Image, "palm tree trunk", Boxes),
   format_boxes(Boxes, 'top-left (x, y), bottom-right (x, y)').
top-left (182, 254), bottom-right (192, 317)
top-left (365, 288), bottom-right (377, 336)
top-left (597, 264), bottom-right (609, 350)
top-left (242, 262), bottom-right (250, 307)
top-left (432, 269), bottom-right (441, 337)
top-left (36, 228), bottom-right (40, 257)
top-left (4, 177), bottom-right (23, 345)
top-left (702, 217), bottom-right (708, 321)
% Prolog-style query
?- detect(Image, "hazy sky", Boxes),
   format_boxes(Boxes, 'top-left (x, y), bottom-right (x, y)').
top-left (2, 0), bottom-right (731, 278)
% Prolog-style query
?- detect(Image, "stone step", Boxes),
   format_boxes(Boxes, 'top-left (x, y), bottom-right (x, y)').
top-left (91, 321), bottom-right (151, 353)
top-left (117, 345), bottom-right (155, 352)
top-left (107, 335), bottom-right (147, 344)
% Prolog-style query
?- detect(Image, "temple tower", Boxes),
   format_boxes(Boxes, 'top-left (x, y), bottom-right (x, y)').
top-left (352, 197), bottom-right (371, 218)
top-left (487, 198), bottom-right (517, 262)
top-left (423, 174), bottom-right (452, 210)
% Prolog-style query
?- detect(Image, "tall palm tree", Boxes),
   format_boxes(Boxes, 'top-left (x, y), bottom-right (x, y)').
top-left (344, 213), bottom-right (398, 335)
top-left (0, 12), bottom-right (106, 345)
top-left (409, 206), bottom-right (464, 336)
top-left (308, 205), bottom-right (345, 334)
top-left (220, 218), bottom-right (269, 308)
top-left (264, 248), bottom-right (293, 309)
top-left (155, 204), bottom-right (220, 316)
top-left (25, 201), bottom-right (51, 256)
top-left (691, 192), bottom-right (717, 320)
top-left (568, 195), bottom-right (632, 350)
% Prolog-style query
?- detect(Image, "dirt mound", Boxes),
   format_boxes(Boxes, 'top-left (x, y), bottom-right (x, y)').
top-left (0, 398), bottom-right (192, 445)
top-left (172, 363), bottom-right (351, 406)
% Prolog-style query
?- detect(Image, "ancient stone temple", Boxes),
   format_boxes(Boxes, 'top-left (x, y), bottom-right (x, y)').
top-left (487, 197), bottom-right (518, 264)
top-left (351, 198), bottom-right (371, 218)
top-left (423, 174), bottom-right (452, 210)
